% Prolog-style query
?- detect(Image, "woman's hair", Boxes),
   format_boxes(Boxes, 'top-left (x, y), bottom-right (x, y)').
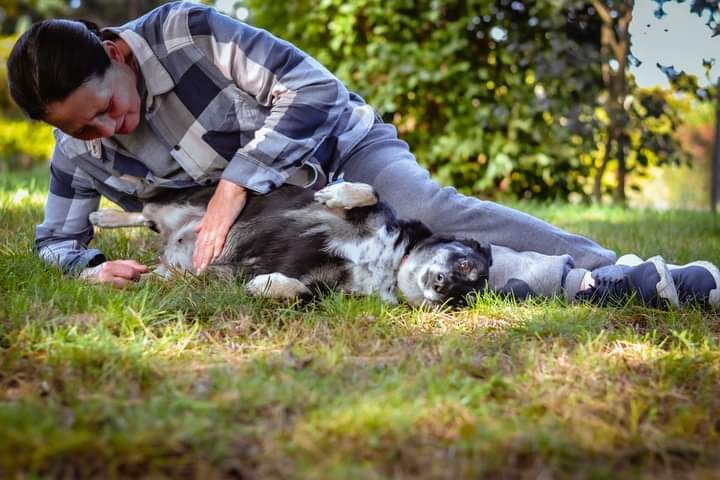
top-left (7, 19), bottom-right (112, 120)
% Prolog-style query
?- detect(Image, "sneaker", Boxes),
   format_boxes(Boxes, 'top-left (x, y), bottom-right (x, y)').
top-left (618, 254), bottom-right (720, 309)
top-left (576, 255), bottom-right (679, 308)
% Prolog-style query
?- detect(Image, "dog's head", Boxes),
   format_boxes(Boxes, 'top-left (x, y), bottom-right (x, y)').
top-left (158, 222), bottom-right (199, 274)
top-left (397, 235), bottom-right (492, 306)
top-left (144, 204), bottom-right (205, 275)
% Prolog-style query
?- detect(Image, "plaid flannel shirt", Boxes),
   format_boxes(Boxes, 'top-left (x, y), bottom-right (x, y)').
top-left (36, 1), bottom-right (377, 275)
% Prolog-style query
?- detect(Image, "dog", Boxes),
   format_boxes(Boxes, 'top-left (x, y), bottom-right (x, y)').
top-left (88, 181), bottom-right (492, 306)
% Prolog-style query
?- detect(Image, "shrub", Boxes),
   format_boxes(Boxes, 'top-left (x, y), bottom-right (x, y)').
top-left (0, 116), bottom-right (54, 172)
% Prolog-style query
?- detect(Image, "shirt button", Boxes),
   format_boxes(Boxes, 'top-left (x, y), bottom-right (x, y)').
top-left (203, 179), bottom-right (212, 185)
top-left (173, 145), bottom-right (181, 151)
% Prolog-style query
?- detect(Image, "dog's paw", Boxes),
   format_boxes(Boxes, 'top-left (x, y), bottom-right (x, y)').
top-left (246, 273), bottom-right (310, 299)
top-left (89, 209), bottom-right (150, 228)
top-left (314, 182), bottom-right (377, 209)
top-left (89, 209), bottom-right (129, 228)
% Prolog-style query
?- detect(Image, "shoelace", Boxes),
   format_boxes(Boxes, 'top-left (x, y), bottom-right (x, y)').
top-left (590, 274), bottom-right (629, 303)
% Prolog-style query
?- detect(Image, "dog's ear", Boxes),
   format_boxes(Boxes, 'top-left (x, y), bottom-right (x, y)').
top-left (459, 238), bottom-right (492, 266)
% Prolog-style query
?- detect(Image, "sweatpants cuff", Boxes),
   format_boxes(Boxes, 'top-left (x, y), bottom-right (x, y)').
top-left (564, 268), bottom-right (590, 302)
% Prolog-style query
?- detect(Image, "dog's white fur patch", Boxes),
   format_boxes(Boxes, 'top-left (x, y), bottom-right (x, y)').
top-left (325, 225), bottom-right (406, 303)
top-left (312, 182), bottom-right (403, 302)
top-left (246, 272), bottom-right (311, 299)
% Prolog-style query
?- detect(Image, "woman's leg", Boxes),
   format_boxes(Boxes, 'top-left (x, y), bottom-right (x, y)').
top-left (338, 121), bottom-right (617, 271)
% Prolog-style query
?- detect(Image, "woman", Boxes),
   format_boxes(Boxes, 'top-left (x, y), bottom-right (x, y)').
top-left (7, 2), bottom-right (718, 307)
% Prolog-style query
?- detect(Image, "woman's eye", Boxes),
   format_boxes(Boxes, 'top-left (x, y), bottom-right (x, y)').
top-left (99, 100), bottom-right (113, 116)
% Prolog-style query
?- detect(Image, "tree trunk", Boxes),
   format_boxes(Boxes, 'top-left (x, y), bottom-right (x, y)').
top-left (591, 0), bottom-right (634, 204)
top-left (594, 137), bottom-right (613, 202)
top-left (712, 82), bottom-right (720, 213)
top-left (614, 137), bottom-right (627, 204)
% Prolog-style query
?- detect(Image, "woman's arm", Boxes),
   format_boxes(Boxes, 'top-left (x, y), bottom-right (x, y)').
top-left (37, 143), bottom-right (148, 284)
top-left (186, 4), bottom-right (350, 269)
top-left (187, 3), bottom-right (350, 194)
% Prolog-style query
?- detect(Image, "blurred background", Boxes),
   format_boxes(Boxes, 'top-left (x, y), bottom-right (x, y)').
top-left (0, 0), bottom-right (717, 210)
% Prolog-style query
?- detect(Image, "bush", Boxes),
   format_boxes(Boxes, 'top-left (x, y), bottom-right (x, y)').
top-left (244, 0), bottom-right (604, 200)
top-left (0, 116), bottom-right (54, 172)
top-left (0, 35), bottom-right (54, 172)
top-left (0, 35), bottom-right (21, 116)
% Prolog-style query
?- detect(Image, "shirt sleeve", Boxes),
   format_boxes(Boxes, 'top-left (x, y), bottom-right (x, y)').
top-left (35, 141), bottom-right (106, 276)
top-left (187, 5), bottom-right (350, 193)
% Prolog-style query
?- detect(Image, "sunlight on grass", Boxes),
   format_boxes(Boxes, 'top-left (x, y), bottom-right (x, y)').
top-left (2, 169), bottom-right (720, 478)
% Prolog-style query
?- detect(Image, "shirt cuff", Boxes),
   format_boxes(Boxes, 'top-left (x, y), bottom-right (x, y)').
top-left (221, 151), bottom-right (288, 194)
top-left (62, 249), bottom-right (107, 277)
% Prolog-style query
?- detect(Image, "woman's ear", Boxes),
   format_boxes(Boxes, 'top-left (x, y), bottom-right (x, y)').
top-left (101, 40), bottom-right (124, 62)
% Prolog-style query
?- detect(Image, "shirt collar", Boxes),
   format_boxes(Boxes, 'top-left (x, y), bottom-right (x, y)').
top-left (102, 27), bottom-right (175, 97)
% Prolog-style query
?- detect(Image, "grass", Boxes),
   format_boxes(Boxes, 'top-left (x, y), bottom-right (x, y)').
top-left (2, 168), bottom-right (720, 479)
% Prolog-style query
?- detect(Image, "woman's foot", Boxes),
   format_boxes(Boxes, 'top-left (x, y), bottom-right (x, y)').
top-left (617, 254), bottom-right (720, 309)
top-left (576, 256), bottom-right (679, 308)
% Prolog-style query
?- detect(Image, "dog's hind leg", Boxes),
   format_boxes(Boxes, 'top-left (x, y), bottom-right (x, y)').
top-left (89, 209), bottom-right (152, 229)
top-left (314, 182), bottom-right (378, 209)
top-left (246, 272), bottom-right (311, 299)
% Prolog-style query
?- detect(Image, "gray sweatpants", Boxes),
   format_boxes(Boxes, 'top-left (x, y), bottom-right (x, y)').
top-left (335, 121), bottom-right (616, 300)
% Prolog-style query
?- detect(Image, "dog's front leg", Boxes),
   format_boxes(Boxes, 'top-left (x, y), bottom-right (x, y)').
top-left (314, 182), bottom-right (378, 209)
top-left (89, 209), bottom-right (152, 229)
top-left (246, 273), bottom-right (311, 299)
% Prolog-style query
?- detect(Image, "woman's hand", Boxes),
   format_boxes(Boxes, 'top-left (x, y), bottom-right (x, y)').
top-left (193, 179), bottom-right (248, 273)
top-left (79, 259), bottom-right (149, 287)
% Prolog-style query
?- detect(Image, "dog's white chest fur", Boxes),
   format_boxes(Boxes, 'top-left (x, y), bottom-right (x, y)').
top-left (325, 225), bottom-right (405, 303)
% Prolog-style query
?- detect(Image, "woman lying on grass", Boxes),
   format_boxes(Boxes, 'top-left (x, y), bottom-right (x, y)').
top-left (6, 2), bottom-right (719, 308)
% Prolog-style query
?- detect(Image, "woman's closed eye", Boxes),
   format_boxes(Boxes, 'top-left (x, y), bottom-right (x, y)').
top-left (96, 98), bottom-right (113, 118)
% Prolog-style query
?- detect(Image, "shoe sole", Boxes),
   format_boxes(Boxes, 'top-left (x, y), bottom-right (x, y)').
top-left (647, 255), bottom-right (679, 308)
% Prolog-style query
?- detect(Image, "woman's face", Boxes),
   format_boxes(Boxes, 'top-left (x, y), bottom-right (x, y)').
top-left (45, 41), bottom-right (141, 140)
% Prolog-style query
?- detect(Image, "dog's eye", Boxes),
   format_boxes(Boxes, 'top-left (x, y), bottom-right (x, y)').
top-left (177, 238), bottom-right (183, 244)
top-left (436, 273), bottom-right (445, 283)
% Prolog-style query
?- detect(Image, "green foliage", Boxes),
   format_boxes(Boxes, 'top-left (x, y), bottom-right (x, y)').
top-left (0, 2), bottom-right (699, 202)
top-left (0, 35), bottom-right (20, 116)
top-left (245, 0), bottom-right (605, 200)
top-left (0, 36), bottom-right (54, 171)
top-left (0, 116), bottom-right (54, 171)
top-left (242, 0), bottom-right (703, 201)
top-left (0, 0), bottom-right (172, 34)
top-left (591, 86), bottom-right (695, 197)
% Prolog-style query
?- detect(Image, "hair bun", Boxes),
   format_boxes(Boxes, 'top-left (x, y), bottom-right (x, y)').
top-left (77, 19), bottom-right (101, 37)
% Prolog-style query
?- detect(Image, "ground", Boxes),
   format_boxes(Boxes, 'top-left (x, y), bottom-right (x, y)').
top-left (1, 168), bottom-right (720, 479)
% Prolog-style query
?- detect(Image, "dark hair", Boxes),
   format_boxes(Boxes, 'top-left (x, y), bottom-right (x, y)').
top-left (7, 19), bottom-right (112, 120)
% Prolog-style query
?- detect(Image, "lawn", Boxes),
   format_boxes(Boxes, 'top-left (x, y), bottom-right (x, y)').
top-left (1, 168), bottom-right (720, 479)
